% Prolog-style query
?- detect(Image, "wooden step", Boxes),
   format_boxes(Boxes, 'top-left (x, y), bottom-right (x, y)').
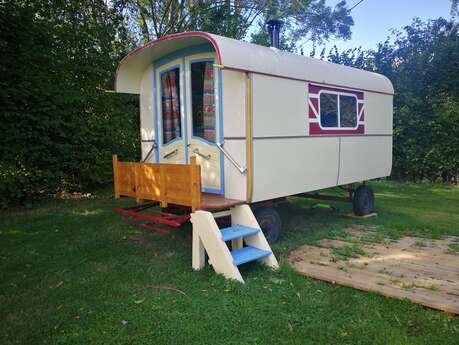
top-left (220, 224), bottom-right (260, 241)
top-left (231, 246), bottom-right (272, 266)
top-left (199, 193), bottom-right (244, 211)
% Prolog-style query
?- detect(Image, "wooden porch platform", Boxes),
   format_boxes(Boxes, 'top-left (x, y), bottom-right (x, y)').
top-left (113, 155), bottom-right (245, 212)
top-left (288, 227), bottom-right (459, 314)
top-left (200, 193), bottom-right (244, 211)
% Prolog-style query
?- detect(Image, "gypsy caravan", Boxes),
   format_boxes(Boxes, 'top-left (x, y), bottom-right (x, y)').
top-left (113, 32), bottom-right (393, 282)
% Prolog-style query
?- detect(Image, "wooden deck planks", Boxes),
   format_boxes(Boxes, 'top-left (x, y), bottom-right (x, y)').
top-left (199, 193), bottom-right (244, 211)
top-left (289, 231), bottom-right (459, 314)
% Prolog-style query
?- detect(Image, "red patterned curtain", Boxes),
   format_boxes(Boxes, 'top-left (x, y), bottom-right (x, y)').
top-left (161, 70), bottom-right (181, 143)
top-left (202, 62), bottom-right (215, 142)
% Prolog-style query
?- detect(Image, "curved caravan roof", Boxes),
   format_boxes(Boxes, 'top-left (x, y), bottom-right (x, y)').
top-left (115, 31), bottom-right (394, 95)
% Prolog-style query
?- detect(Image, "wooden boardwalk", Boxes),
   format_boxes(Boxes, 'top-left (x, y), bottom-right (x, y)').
top-left (289, 228), bottom-right (459, 314)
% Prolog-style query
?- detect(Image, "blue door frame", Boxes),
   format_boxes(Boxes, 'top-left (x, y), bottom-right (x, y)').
top-left (152, 44), bottom-right (225, 195)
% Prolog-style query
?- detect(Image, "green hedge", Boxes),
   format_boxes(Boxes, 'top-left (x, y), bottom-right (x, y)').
top-left (0, 1), bottom-right (139, 206)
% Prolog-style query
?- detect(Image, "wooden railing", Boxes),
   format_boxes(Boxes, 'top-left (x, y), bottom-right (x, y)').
top-left (112, 155), bottom-right (201, 211)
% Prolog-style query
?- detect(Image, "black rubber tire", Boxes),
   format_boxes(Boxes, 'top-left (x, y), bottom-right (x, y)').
top-left (254, 207), bottom-right (282, 244)
top-left (352, 185), bottom-right (375, 216)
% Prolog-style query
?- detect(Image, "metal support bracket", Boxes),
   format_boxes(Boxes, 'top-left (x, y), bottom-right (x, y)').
top-left (142, 141), bottom-right (158, 162)
top-left (217, 141), bottom-right (247, 174)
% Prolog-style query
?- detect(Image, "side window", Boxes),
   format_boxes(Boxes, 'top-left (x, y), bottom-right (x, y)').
top-left (320, 93), bottom-right (338, 127)
top-left (319, 92), bottom-right (357, 129)
top-left (161, 68), bottom-right (181, 144)
top-left (340, 95), bottom-right (357, 127)
top-left (191, 61), bottom-right (215, 143)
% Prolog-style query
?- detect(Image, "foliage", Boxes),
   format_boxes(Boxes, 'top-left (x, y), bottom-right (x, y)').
top-left (317, 18), bottom-right (459, 183)
top-left (115, 0), bottom-right (263, 42)
top-left (0, 1), bottom-right (139, 207)
top-left (0, 181), bottom-right (458, 344)
top-left (116, 0), bottom-right (354, 47)
top-left (250, 0), bottom-right (354, 50)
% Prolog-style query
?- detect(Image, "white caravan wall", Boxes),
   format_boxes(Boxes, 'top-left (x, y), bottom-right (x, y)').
top-left (223, 140), bottom-right (247, 201)
top-left (364, 93), bottom-right (393, 135)
top-left (250, 74), bottom-right (393, 202)
top-left (222, 70), bottom-right (245, 137)
top-left (337, 91), bottom-right (393, 185)
top-left (252, 74), bottom-right (308, 137)
top-left (252, 137), bottom-right (339, 202)
top-left (140, 65), bottom-right (155, 162)
top-left (221, 70), bottom-right (247, 201)
top-left (252, 73), bottom-right (340, 202)
top-left (338, 136), bottom-right (392, 185)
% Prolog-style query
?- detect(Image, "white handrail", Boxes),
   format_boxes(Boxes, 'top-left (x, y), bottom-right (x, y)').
top-left (216, 141), bottom-right (247, 174)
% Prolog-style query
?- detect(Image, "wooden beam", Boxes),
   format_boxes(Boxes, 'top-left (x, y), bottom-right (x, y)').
top-left (159, 165), bottom-right (167, 208)
top-left (245, 72), bottom-right (253, 203)
top-left (190, 156), bottom-right (200, 211)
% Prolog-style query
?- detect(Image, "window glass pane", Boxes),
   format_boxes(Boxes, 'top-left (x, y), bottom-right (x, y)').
top-left (191, 61), bottom-right (215, 142)
top-left (340, 95), bottom-right (357, 128)
top-left (320, 92), bottom-right (338, 128)
top-left (161, 68), bottom-right (181, 144)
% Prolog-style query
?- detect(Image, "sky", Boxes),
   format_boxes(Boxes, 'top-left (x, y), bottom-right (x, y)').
top-left (301, 0), bottom-right (454, 53)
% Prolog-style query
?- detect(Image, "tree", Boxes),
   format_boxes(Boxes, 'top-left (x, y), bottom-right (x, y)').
top-left (451, 0), bottom-right (458, 18)
top-left (0, 0), bottom-right (138, 206)
top-left (387, 18), bottom-right (459, 182)
top-left (250, 0), bottom-right (353, 51)
top-left (114, 0), bottom-right (265, 43)
top-left (321, 18), bottom-right (459, 183)
top-left (115, 0), bottom-right (354, 49)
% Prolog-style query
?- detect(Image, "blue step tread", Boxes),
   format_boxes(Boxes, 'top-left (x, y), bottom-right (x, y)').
top-left (231, 246), bottom-right (272, 266)
top-left (220, 224), bottom-right (260, 241)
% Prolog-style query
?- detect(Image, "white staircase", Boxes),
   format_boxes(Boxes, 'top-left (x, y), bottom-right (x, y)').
top-left (191, 204), bottom-right (279, 283)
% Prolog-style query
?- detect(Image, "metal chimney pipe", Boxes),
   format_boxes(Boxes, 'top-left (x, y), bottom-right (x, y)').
top-left (266, 18), bottom-right (284, 49)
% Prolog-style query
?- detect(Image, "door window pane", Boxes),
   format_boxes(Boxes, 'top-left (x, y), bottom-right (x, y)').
top-left (191, 61), bottom-right (215, 143)
top-left (320, 92), bottom-right (338, 127)
top-left (161, 68), bottom-right (181, 144)
top-left (340, 95), bottom-right (357, 127)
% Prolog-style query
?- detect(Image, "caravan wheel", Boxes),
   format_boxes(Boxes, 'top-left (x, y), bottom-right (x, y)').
top-left (254, 207), bottom-right (282, 244)
top-left (352, 185), bottom-right (375, 216)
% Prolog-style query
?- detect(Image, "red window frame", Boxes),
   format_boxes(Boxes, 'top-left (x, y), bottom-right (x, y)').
top-left (308, 83), bottom-right (365, 135)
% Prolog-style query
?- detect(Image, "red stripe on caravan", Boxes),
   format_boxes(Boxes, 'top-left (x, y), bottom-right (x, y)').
top-left (309, 123), bottom-right (364, 135)
top-left (310, 98), bottom-right (319, 111)
top-left (309, 84), bottom-right (322, 94)
top-left (115, 32), bottom-right (222, 91)
top-left (309, 98), bottom-right (319, 119)
top-left (358, 103), bottom-right (364, 120)
top-left (310, 83), bottom-right (364, 99)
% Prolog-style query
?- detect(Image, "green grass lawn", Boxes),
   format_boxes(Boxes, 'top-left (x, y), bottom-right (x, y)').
top-left (1, 181), bottom-right (458, 345)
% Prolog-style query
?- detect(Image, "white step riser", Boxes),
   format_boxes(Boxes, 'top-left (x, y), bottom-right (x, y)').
top-left (191, 204), bottom-right (279, 283)
top-left (191, 211), bottom-right (244, 283)
top-left (231, 205), bottom-right (279, 269)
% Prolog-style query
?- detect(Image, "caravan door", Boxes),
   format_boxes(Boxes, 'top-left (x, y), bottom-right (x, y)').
top-left (184, 54), bottom-right (224, 194)
top-left (155, 58), bottom-right (187, 164)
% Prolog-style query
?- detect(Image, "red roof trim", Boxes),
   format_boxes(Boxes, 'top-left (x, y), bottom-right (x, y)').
top-left (115, 32), bottom-right (221, 90)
